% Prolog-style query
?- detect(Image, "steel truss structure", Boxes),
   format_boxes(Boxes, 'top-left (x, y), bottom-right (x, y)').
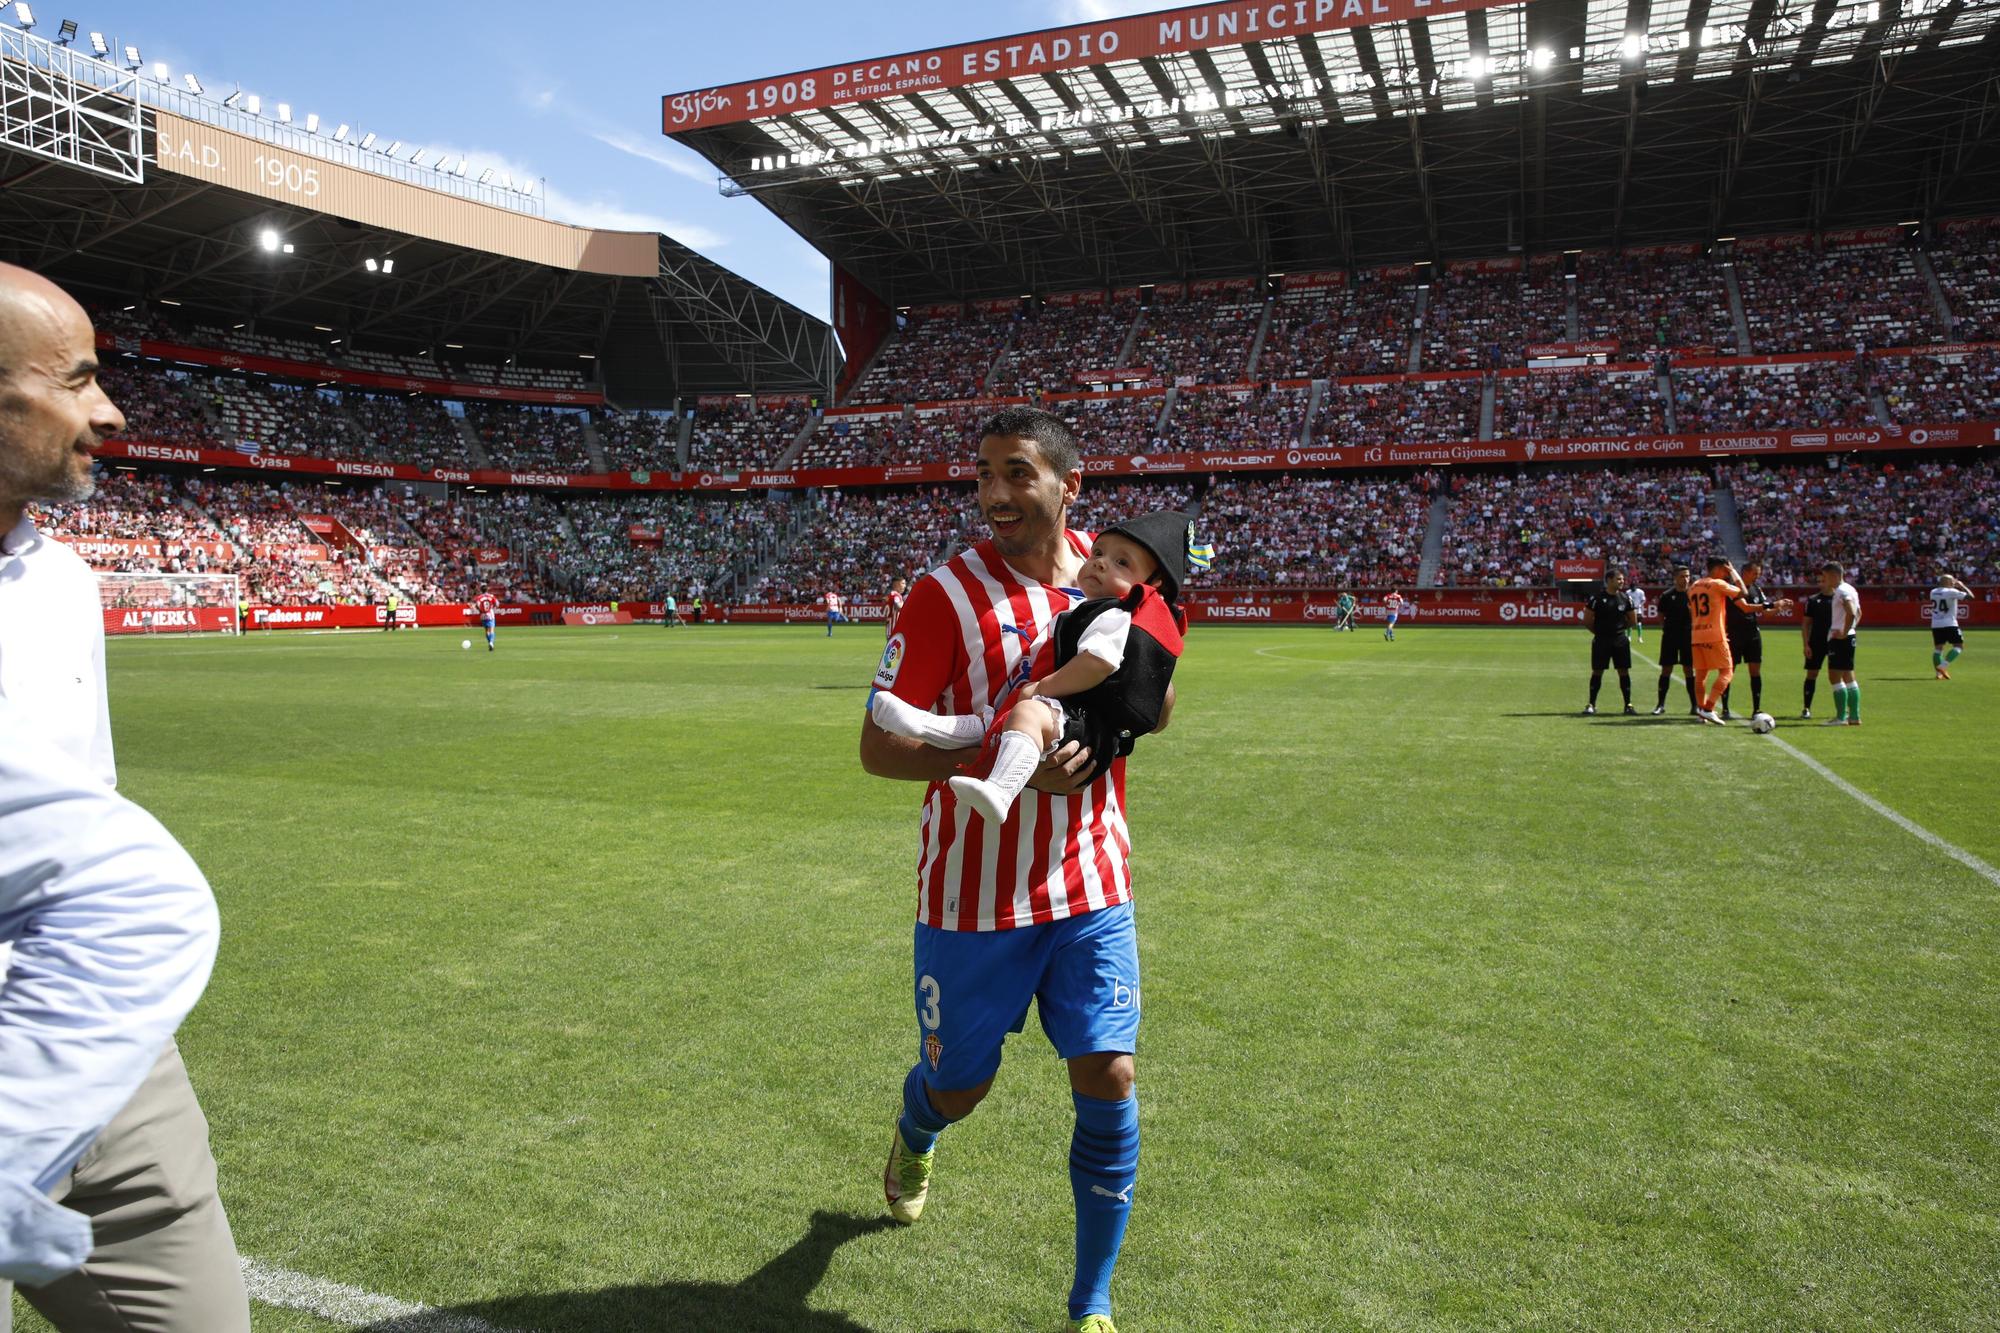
top-left (0, 22), bottom-right (142, 182)
top-left (670, 0), bottom-right (2000, 303)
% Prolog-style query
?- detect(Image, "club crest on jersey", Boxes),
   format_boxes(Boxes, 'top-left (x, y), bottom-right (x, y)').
top-left (924, 1032), bottom-right (942, 1071)
top-left (875, 633), bottom-right (906, 689)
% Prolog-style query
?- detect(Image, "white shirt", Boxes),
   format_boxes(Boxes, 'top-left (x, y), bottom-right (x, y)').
top-left (0, 516), bottom-right (115, 786)
top-left (1831, 581), bottom-right (1862, 637)
top-left (1073, 603), bottom-right (1132, 671)
top-left (0, 705), bottom-right (219, 1285)
top-left (1928, 586), bottom-right (1970, 629)
top-left (1629, 588), bottom-right (1648, 612)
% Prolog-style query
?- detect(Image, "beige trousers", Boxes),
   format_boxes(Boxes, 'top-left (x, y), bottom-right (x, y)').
top-left (4, 1042), bottom-right (248, 1333)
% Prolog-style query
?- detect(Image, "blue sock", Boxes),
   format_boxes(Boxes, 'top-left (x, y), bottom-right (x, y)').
top-left (897, 1064), bottom-right (952, 1154)
top-left (1068, 1091), bottom-right (1139, 1321)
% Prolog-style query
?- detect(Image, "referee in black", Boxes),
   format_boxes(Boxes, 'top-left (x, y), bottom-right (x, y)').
top-left (1653, 566), bottom-right (1698, 715)
top-left (1583, 568), bottom-right (1638, 715)
top-left (1720, 559), bottom-right (1772, 719)
top-left (1800, 581), bottom-right (1834, 718)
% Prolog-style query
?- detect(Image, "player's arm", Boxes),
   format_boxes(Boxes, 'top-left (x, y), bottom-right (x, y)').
top-left (1945, 575), bottom-right (1972, 596)
top-left (1582, 602), bottom-right (1597, 633)
top-left (1018, 650), bottom-right (1117, 702)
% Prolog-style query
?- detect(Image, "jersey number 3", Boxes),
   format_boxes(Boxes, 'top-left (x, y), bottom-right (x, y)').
top-left (918, 974), bottom-right (942, 1031)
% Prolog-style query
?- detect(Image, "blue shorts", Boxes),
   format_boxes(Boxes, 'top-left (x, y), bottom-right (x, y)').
top-left (912, 902), bottom-right (1140, 1091)
top-left (481, 615), bottom-right (495, 629)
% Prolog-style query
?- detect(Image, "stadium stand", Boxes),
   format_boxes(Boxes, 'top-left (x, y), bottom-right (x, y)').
top-left (1421, 263), bottom-right (1569, 368)
top-left (1068, 480), bottom-right (1197, 540)
top-left (96, 364), bottom-right (216, 447)
top-left (686, 397), bottom-right (812, 471)
top-left (1197, 473), bottom-right (1430, 588)
top-left (1573, 250), bottom-right (1737, 357)
top-left (1130, 293), bottom-right (1261, 384)
top-left (1730, 457), bottom-right (2000, 585)
top-left (749, 488), bottom-right (966, 604)
top-left (1672, 360), bottom-right (1877, 431)
top-left (1166, 386), bottom-right (1313, 451)
top-left (1877, 348), bottom-right (2000, 423)
top-left (1062, 394), bottom-right (1168, 454)
top-left (596, 411), bottom-right (683, 472)
top-left (205, 377), bottom-right (355, 458)
top-left (1263, 272), bottom-right (1412, 379)
top-left (1315, 377), bottom-right (1483, 446)
top-left (536, 493), bottom-right (791, 601)
top-left (1438, 467), bottom-right (1719, 587)
top-left (849, 309), bottom-right (1012, 404)
top-left (1735, 245), bottom-right (1942, 352)
top-left (1931, 219), bottom-right (2000, 343)
top-left (991, 300), bottom-right (1140, 396)
top-left (344, 393), bottom-right (473, 470)
top-left (461, 403), bottom-right (594, 472)
top-left (1496, 370), bottom-right (1667, 439)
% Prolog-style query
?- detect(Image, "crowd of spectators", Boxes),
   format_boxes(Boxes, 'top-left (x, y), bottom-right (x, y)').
top-left (462, 403), bottom-right (594, 472)
top-left (1131, 296), bottom-right (1261, 385)
top-left (1196, 474), bottom-right (1429, 588)
top-left (1736, 246), bottom-right (1942, 353)
top-left (36, 469), bottom-right (223, 561)
top-left (1931, 219), bottom-right (2000, 343)
top-left (1068, 480), bottom-right (1196, 540)
top-left (538, 493), bottom-right (790, 602)
top-left (1063, 394), bottom-right (1168, 454)
top-left (344, 393), bottom-right (471, 470)
top-left (878, 407), bottom-right (978, 467)
top-left (1876, 348), bottom-right (2000, 424)
top-left (750, 488), bottom-right (965, 604)
top-left (96, 364), bottom-right (215, 448)
top-left (1730, 457), bottom-right (2000, 585)
top-left (1420, 265), bottom-right (1569, 370)
top-left (686, 397), bottom-right (813, 472)
top-left (1496, 370), bottom-right (1667, 439)
top-left (596, 411), bottom-right (682, 472)
top-left (1314, 377), bottom-right (1483, 446)
top-left (800, 411), bottom-right (903, 469)
top-left (1263, 274), bottom-right (1413, 379)
top-left (1167, 387), bottom-right (1312, 451)
top-left (849, 311), bottom-right (1012, 404)
top-left (1438, 467), bottom-right (1717, 587)
top-left (1574, 251), bottom-right (1737, 356)
top-left (991, 302), bottom-right (1140, 396)
top-left (1672, 361), bottom-right (1875, 431)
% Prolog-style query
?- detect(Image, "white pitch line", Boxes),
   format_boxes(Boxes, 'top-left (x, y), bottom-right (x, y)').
top-left (240, 1256), bottom-right (523, 1332)
top-left (1630, 645), bottom-right (2000, 888)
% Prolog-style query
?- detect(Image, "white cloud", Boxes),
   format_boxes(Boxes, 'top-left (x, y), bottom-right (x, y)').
top-left (589, 131), bottom-right (715, 185)
top-left (1048, 0), bottom-right (1162, 19)
top-left (423, 142), bottom-right (725, 250)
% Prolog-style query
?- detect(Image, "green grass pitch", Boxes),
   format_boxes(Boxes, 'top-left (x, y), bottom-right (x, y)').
top-left (16, 624), bottom-right (1999, 1332)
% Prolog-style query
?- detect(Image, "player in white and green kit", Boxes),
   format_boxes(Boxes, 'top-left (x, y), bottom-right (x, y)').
top-left (1627, 582), bottom-right (1647, 643)
top-left (1929, 575), bottom-right (1972, 679)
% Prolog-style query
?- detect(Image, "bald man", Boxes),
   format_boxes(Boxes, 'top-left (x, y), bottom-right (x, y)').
top-left (0, 264), bottom-right (249, 1333)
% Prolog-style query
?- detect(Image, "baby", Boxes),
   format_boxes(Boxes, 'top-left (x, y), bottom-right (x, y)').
top-left (870, 510), bottom-right (1199, 824)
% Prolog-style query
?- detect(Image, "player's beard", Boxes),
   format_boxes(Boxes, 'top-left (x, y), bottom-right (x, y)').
top-left (0, 437), bottom-right (96, 512)
top-left (987, 490), bottom-right (1064, 559)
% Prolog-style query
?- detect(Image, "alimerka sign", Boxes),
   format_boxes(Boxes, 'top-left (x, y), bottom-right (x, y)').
top-left (663, 0), bottom-right (1514, 132)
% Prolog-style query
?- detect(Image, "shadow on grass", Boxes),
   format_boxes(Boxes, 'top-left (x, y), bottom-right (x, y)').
top-left (362, 1210), bottom-right (955, 1333)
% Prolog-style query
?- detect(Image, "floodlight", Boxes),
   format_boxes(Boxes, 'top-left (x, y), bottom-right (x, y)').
top-left (497, 172), bottom-right (512, 189)
top-left (455, 159), bottom-right (468, 177)
top-left (1531, 46), bottom-right (1554, 68)
top-left (183, 73), bottom-right (202, 95)
top-left (381, 259), bottom-right (394, 274)
top-left (277, 103), bottom-right (291, 123)
top-left (384, 140), bottom-right (401, 156)
top-left (245, 94), bottom-right (260, 115)
top-left (305, 112), bottom-right (319, 132)
top-left (359, 131), bottom-right (376, 149)
top-left (281, 243), bottom-right (293, 253)
top-left (151, 61), bottom-right (168, 81)
top-left (332, 123), bottom-right (349, 141)
top-left (409, 150), bottom-right (430, 167)
top-left (222, 90), bottom-right (240, 108)
top-left (88, 30), bottom-right (106, 53)
top-left (1622, 33), bottom-right (1644, 59)
top-left (122, 43), bottom-right (139, 68)
top-left (57, 18), bottom-right (76, 44)
top-left (12, 4), bottom-right (34, 29)
top-left (477, 167), bottom-right (494, 184)
top-left (259, 229), bottom-right (280, 252)
top-left (364, 258), bottom-right (379, 272)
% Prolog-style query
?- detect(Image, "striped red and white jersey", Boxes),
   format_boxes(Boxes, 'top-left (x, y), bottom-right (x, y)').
top-left (875, 530), bottom-right (1133, 932)
top-left (473, 593), bottom-right (498, 616)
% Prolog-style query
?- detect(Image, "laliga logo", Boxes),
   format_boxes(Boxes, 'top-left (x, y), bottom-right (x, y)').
top-left (669, 89), bottom-right (731, 125)
top-left (1500, 602), bottom-right (1520, 622)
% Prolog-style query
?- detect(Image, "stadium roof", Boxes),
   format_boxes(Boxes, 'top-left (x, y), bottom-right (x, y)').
top-left (665, 0), bottom-right (2000, 303)
top-left (0, 24), bottom-right (834, 401)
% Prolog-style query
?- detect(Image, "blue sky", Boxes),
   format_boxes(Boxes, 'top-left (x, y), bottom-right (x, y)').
top-left (50, 0), bottom-right (1164, 319)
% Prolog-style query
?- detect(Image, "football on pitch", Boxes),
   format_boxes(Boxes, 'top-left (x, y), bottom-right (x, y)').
top-left (462, 640), bottom-right (472, 650)
top-left (1751, 712), bottom-right (1776, 733)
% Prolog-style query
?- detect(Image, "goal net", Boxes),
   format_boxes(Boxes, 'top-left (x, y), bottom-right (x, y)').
top-left (97, 571), bottom-right (241, 635)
